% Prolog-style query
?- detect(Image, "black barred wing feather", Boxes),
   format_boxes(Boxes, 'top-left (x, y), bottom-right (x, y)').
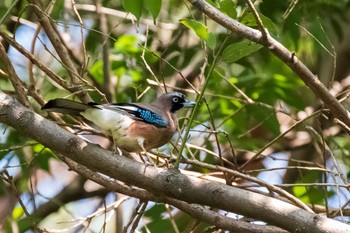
top-left (103, 104), bottom-right (168, 127)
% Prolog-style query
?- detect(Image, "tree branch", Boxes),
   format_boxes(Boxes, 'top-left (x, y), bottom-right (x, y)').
top-left (96, 0), bottom-right (113, 101)
top-left (17, 176), bottom-right (109, 232)
top-left (0, 42), bottom-right (29, 106)
top-left (59, 154), bottom-right (287, 232)
top-left (0, 31), bottom-right (70, 90)
top-left (187, 0), bottom-right (350, 127)
top-left (27, 0), bottom-right (91, 103)
top-left (0, 91), bottom-right (349, 232)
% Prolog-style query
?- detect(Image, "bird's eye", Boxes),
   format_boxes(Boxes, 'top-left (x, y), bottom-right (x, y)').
top-left (172, 97), bottom-right (179, 103)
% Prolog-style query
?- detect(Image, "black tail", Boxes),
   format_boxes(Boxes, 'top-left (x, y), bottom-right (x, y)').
top-left (42, 98), bottom-right (93, 116)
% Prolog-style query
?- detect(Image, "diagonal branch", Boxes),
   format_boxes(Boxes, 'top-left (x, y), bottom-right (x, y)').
top-left (0, 31), bottom-right (69, 90)
top-left (59, 155), bottom-right (287, 232)
top-left (27, 0), bottom-right (91, 103)
top-left (245, 0), bottom-right (267, 40)
top-left (0, 42), bottom-right (29, 106)
top-left (187, 0), bottom-right (350, 127)
top-left (0, 91), bottom-right (349, 232)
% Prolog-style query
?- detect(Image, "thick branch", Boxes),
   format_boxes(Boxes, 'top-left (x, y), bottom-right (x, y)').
top-left (0, 91), bottom-right (349, 232)
top-left (61, 155), bottom-right (286, 232)
top-left (187, 0), bottom-right (350, 127)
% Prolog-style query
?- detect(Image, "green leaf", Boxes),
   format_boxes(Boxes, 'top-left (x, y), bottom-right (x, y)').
top-left (12, 206), bottom-right (24, 220)
top-left (122, 0), bottom-right (143, 21)
top-left (32, 144), bottom-right (54, 172)
top-left (219, 0), bottom-right (237, 19)
top-left (330, 17), bottom-right (343, 41)
top-left (207, 32), bottom-right (217, 50)
top-left (332, 136), bottom-right (350, 150)
top-left (180, 19), bottom-right (208, 40)
top-left (222, 40), bottom-right (263, 63)
top-left (180, 19), bottom-right (216, 49)
top-left (114, 35), bottom-right (140, 53)
top-left (246, 104), bottom-right (280, 136)
top-left (293, 171), bottom-right (334, 205)
top-left (241, 13), bottom-right (278, 37)
top-left (145, 0), bottom-right (162, 23)
top-left (90, 61), bottom-right (104, 85)
top-left (293, 186), bottom-right (309, 203)
top-left (0, 0), bottom-right (20, 24)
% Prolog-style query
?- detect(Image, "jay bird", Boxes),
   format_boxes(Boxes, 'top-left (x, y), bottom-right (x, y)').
top-left (42, 92), bottom-right (196, 152)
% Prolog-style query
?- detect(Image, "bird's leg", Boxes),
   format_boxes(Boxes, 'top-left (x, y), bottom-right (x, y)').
top-left (137, 138), bottom-right (156, 166)
top-left (110, 132), bottom-right (123, 156)
top-left (115, 147), bottom-right (123, 156)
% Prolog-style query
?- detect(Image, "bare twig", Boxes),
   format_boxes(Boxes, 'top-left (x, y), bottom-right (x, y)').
top-left (239, 109), bottom-right (322, 170)
top-left (96, 0), bottom-right (113, 101)
top-left (283, 0), bottom-right (300, 19)
top-left (183, 157), bottom-right (313, 212)
top-left (71, 0), bottom-right (88, 76)
top-left (245, 0), bottom-right (268, 40)
top-left (165, 204), bottom-right (180, 233)
top-left (28, 0), bottom-right (91, 103)
top-left (0, 31), bottom-right (70, 90)
top-left (187, 0), bottom-right (350, 127)
top-left (0, 42), bottom-right (29, 106)
top-left (74, 4), bottom-right (178, 31)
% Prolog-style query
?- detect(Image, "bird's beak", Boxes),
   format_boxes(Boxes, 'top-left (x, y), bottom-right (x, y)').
top-left (183, 100), bottom-right (196, 108)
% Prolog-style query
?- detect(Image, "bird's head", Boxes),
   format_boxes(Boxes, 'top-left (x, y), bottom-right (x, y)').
top-left (152, 92), bottom-right (196, 113)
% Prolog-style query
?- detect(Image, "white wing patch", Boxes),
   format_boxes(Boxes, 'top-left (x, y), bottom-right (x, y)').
top-left (109, 105), bottom-right (138, 112)
top-left (81, 108), bottom-right (133, 131)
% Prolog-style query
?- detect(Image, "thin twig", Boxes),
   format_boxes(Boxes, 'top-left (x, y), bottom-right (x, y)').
top-left (0, 31), bottom-right (70, 90)
top-left (96, 0), bottom-right (113, 101)
top-left (183, 158), bottom-right (313, 212)
top-left (187, 0), bottom-right (350, 127)
top-left (240, 110), bottom-right (322, 170)
top-left (165, 204), bottom-right (180, 233)
top-left (282, 0), bottom-right (299, 19)
top-left (28, 0), bottom-right (91, 103)
top-left (245, 0), bottom-right (268, 40)
top-left (0, 42), bottom-right (29, 106)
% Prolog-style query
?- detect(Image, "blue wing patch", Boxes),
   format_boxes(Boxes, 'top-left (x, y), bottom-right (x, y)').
top-left (136, 108), bottom-right (168, 127)
top-left (105, 104), bottom-right (168, 127)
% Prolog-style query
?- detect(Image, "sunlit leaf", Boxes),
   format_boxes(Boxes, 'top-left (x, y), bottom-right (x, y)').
top-left (90, 61), bottom-right (104, 85)
top-left (292, 171), bottom-right (335, 205)
top-left (32, 144), bottom-right (54, 172)
top-left (114, 35), bottom-right (140, 54)
top-left (293, 186), bottom-right (309, 203)
top-left (12, 206), bottom-right (24, 220)
top-left (180, 19), bottom-right (208, 38)
top-left (180, 19), bottom-right (216, 49)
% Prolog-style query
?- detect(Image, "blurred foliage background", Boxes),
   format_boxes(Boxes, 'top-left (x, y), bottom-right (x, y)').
top-left (1, 0), bottom-right (350, 232)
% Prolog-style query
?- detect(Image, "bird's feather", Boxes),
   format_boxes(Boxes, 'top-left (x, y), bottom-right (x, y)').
top-left (41, 98), bottom-right (99, 116)
top-left (103, 103), bottom-right (168, 127)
